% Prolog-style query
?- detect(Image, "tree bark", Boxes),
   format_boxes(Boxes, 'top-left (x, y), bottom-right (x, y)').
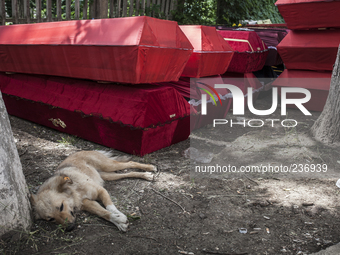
top-left (311, 45), bottom-right (340, 144)
top-left (0, 91), bottom-right (32, 237)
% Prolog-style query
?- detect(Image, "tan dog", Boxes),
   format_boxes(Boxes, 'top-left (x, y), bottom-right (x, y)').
top-left (30, 150), bottom-right (156, 232)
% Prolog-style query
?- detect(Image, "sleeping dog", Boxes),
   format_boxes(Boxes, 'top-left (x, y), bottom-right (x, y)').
top-left (30, 150), bottom-right (156, 232)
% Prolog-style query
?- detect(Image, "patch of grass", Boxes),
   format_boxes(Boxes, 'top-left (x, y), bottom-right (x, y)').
top-left (57, 136), bottom-right (79, 146)
top-left (127, 214), bottom-right (141, 221)
top-left (190, 178), bottom-right (196, 188)
top-left (26, 230), bottom-right (39, 251)
top-left (1, 223), bottom-right (84, 255)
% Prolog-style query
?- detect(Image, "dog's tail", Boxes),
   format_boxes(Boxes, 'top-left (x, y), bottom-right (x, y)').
top-left (96, 150), bottom-right (131, 162)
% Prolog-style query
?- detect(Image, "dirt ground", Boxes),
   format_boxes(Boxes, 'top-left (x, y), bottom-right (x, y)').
top-left (1, 93), bottom-right (340, 255)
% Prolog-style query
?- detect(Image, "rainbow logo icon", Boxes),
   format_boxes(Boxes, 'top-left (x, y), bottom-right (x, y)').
top-left (198, 83), bottom-right (223, 106)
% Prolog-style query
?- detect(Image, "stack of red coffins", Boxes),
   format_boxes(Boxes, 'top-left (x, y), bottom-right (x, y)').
top-left (0, 16), bottom-right (195, 156)
top-left (274, 0), bottom-right (338, 112)
top-left (0, 18), bottom-right (239, 155)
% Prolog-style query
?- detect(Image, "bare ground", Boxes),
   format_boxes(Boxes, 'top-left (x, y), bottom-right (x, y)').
top-left (1, 94), bottom-right (340, 255)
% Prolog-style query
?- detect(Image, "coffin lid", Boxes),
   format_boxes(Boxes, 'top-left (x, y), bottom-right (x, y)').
top-left (180, 25), bottom-right (233, 52)
top-left (217, 30), bottom-right (267, 53)
top-left (277, 29), bottom-right (340, 48)
top-left (275, 0), bottom-right (337, 5)
top-left (0, 73), bottom-right (191, 129)
top-left (0, 16), bottom-right (193, 49)
top-left (216, 27), bottom-right (288, 48)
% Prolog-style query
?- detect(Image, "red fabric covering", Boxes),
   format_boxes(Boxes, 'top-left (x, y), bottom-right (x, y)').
top-left (179, 26), bottom-right (234, 78)
top-left (0, 72), bottom-right (191, 156)
top-left (275, 0), bottom-right (340, 29)
top-left (156, 77), bottom-right (201, 100)
top-left (272, 69), bottom-right (331, 112)
top-left (277, 30), bottom-right (340, 71)
top-left (0, 17), bottom-right (193, 84)
top-left (217, 30), bottom-right (269, 73)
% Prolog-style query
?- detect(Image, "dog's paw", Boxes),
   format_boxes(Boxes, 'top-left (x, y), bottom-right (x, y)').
top-left (143, 172), bottom-right (154, 181)
top-left (113, 222), bottom-right (129, 232)
top-left (113, 221), bottom-right (129, 232)
top-left (109, 211), bottom-right (129, 232)
top-left (106, 205), bottom-right (129, 231)
top-left (151, 165), bottom-right (157, 172)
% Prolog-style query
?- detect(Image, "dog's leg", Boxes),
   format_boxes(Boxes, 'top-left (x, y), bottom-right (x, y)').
top-left (97, 187), bottom-right (129, 230)
top-left (93, 152), bottom-right (157, 172)
top-left (102, 161), bottom-right (157, 173)
top-left (99, 171), bottom-right (154, 181)
top-left (59, 151), bottom-right (157, 173)
top-left (82, 198), bottom-right (128, 232)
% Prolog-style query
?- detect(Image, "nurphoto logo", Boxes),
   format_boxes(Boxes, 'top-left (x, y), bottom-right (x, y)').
top-left (198, 84), bottom-right (223, 107)
top-left (200, 84), bottom-right (312, 128)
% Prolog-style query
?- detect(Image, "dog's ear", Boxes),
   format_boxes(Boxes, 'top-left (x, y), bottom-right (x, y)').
top-left (29, 193), bottom-right (42, 219)
top-left (30, 193), bottom-right (37, 206)
top-left (57, 175), bottom-right (73, 193)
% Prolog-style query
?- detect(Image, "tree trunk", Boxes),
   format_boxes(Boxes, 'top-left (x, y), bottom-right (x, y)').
top-left (311, 45), bottom-right (340, 144)
top-left (0, 91), bottom-right (32, 237)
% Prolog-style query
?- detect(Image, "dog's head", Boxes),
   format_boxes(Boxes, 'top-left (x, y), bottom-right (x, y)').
top-left (30, 175), bottom-right (77, 231)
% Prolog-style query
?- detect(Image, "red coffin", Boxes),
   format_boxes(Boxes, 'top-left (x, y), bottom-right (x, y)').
top-left (217, 30), bottom-right (268, 73)
top-left (275, 0), bottom-right (340, 30)
top-left (272, 69), bottom-right (331, 112)
top-left (277, 30), bottom-right (340, 72)
top-left (216, 26), bottom-right (289, 66)
top-left (0, 17), bottom-right (193, 84)
top-left (0, 73), bottom-right (191, 156)
top-left (180, 25), bottom-right (234, 78)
